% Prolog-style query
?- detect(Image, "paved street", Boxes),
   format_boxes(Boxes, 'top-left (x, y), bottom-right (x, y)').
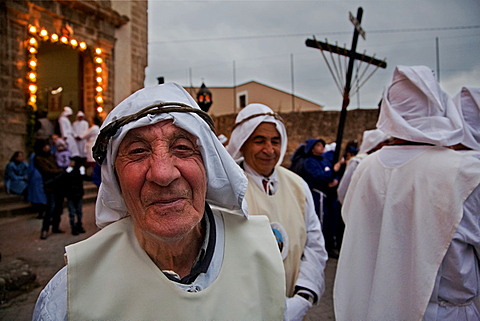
top-left (0, 202), bottom-right (336, 320)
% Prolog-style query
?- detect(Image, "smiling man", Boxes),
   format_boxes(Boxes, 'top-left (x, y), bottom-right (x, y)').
top-left (32, 83), bottom-right (285, 320)
top-left (227, 103), bottom-right (328, 321)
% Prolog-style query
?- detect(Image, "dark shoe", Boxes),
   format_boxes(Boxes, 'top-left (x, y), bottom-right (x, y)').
top-left (40, 231), bottom-right (48, 240)
top-left (71, 228), bottom-right (79, 236)
top-left (52, 229), bottom-right (65, 234)
top-left (77, 227), bottom-right (86, 234)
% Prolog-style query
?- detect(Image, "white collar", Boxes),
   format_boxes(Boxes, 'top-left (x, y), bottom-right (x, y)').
top-left (243, 162), bottom-right (278, 195)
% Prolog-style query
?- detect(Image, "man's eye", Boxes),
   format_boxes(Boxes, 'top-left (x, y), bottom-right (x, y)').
top-left (171, 140), bottom-right (197, 157)
top-left (126, 147), bottom-right (149, 157)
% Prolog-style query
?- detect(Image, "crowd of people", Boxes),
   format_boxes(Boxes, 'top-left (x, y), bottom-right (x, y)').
top-left (2, 64), bottom-right (475, 320)
top-left (4, 107), bottom-right (101, 239)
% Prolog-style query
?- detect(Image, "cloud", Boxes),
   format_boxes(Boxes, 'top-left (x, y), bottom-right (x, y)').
top-left (145, 0), bottom-right (480, 109)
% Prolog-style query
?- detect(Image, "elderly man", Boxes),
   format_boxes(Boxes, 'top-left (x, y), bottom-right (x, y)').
top-left (334, 66), bottom-right (480, 320)
top-left (33, 83), bottom-right (285, 320)
top-left (227, 103), bottom-right (327, 321)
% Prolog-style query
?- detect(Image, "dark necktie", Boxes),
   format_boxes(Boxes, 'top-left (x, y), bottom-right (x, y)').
top-left (262, 179), bottom-right (272, 195)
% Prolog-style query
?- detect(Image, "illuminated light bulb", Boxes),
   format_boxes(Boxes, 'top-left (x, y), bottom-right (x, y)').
top-left (29, 37), bottom-right (37, 45)
top-left (96, 86), bottom-right (103, 92)
top-left (28, 72), bottom-right (37, 81)
top-left (70, 39), bottom-right (78, 47)
top-left (29, 84), bottom-right (38, 93)
top-left (95, 67), bottom-right (103, 73)
top-left (97, 106), bottom-right (103, 113)
top-left (79, 42), bottom-right (87, 50)
top-left (39, 29), bottom-right (48, 38)
top-left (96, 96), bottom-right (103, 103)
top-left (95, 48), bottom-right (102, 55)
top-left (95, 57), bottom-right (103, 64)
top-left (96, 77), bottom-right (103, 83)
top-left (29, 47), bottom-right (37, 54)
top-left (51, 34), bottom-right (59, 42)
top-left (60, 36), bottom-right (68, 44)
top-left (29, 26), bottom-right (37, 34)
top-left (29, 95), bottom-right (37, 103)
top-left (29, 60), bottom-right (37, 68)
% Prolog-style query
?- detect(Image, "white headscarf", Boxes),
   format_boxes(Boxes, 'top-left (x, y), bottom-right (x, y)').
top-left (358, 129), bottom-right (391, 154)
top-left (61, 106), bottom-right (73, 117)
top-left (453, 87), bottom-right (480, 151)
top-left (226, 103), bottom-right (287, 166)
top-left (95, 82), bottom-right (248, 228)
top-left (377, 65), bottom-right (464, 146)
top-left (76, 111), bottom-right (85, 118)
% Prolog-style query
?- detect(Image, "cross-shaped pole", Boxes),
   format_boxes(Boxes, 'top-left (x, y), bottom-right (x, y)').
top-left (306, 7), bottom-right (387, 163)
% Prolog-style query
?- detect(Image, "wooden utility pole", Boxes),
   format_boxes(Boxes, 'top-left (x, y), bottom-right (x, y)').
top-left (306, 7), bottom-right (387, 163)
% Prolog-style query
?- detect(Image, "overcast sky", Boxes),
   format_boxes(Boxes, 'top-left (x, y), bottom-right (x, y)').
top-left (145, 0), bottom-right (480, 110)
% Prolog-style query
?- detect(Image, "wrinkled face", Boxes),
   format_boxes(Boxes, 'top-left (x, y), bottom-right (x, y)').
top-left (115, 120), bottom-right (207, 242)
top-left (240, 122), bottom-right (281, 177)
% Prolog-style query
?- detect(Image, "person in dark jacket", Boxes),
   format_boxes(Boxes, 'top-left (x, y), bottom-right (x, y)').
top-left (300, 138), bottom-right (343, 258)
top-left (65, 157), bottom-right (87, 235)
top-left (33, 139), bottom-right (66, 239)
top-left (4, 151), bottom-right (29, 195)
top-left (27, 152), bottom-right (47, 219)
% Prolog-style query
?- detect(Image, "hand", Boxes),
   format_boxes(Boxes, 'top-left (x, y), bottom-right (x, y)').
top-left (328, 179), bottom-right (339, 188)
top-left (66, 167), bottom-right (73, 173)
top-left (285, 295), bottom-right (312, 321)
top-left (79, 166), bottom-right (85, 175)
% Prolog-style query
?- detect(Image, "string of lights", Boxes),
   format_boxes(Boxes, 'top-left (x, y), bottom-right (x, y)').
top-left (26, 25), bottom-right (104, 115)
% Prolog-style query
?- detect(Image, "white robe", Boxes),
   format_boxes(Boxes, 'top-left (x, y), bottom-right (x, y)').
top-left (334, 145), bottom-right (480, 321)
top-left (58, 115), bottom-right (80, 157)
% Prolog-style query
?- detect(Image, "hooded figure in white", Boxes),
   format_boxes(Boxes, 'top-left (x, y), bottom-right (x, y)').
top-left (58, 106), bottom-right (80, 157)
top-left (227, 103), bottom-right (327, 321)
top-left (452, 87), bottom-right (480, 152)
top-left (72, 110), bottom-right (89, 158)
top-left (33, 83), bottom-right (285, 321)
top-left (337, 128), bottom-right (391, 204)
top-left (334, 65), bottom-right (480, 321)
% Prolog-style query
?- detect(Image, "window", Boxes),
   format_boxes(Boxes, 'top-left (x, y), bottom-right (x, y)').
top-left (237, 91), bottom-right (248, 109)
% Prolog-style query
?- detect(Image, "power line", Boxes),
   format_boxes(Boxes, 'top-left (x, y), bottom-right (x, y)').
top-left (149, 25), bottom-right (480, 44)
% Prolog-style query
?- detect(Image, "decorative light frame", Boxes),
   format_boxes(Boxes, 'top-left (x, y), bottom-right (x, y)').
top-left (26, 25), bottom-right (104, 114)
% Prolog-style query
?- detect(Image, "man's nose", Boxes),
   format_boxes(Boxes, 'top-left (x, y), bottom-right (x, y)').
top-left (262, 141), bottom-right (275, 154)
top-left (146, 153), bottom-right (181, 186)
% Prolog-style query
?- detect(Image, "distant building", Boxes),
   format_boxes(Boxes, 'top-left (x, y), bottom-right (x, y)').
top-left (185, 81), bottom-right (323, 116)
top-left (0, 1), bottom-right (148, 179)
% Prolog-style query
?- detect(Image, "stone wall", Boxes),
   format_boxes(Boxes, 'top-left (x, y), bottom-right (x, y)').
top-left (213, 108), bottom-right (380, 166)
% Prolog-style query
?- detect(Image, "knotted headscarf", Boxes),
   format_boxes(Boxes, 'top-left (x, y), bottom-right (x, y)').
top-left (95, 82), bottom-right (248, 228)
top-left (453, 87), bottom-right (480, 150)
top-left (377, 65), bottom-right (464, 146)
top-left (226, 103), bottom-right (288, 166)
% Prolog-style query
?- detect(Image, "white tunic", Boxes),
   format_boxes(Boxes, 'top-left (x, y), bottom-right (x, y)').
top-left (244, 164), bottom-right (327, 299)
top-left (33, 209), bottom-right (285, 320)
top-left (334, 145), bottom-right (480, 321)
top-left (72, 119), bottom-right (89, 158)
top-left (58, 115), bottom-right (80, 157)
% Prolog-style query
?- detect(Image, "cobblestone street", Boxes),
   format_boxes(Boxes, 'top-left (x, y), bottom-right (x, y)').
top-left (0, 202), bottom-right (336, 320)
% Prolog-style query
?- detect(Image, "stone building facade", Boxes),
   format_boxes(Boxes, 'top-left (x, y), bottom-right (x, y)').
top-left (0, 0), bottom-right (147, 179)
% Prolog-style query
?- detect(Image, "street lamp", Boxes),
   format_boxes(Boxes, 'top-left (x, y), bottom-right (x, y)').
top-left (196, 82), bottom-right (212, 112)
